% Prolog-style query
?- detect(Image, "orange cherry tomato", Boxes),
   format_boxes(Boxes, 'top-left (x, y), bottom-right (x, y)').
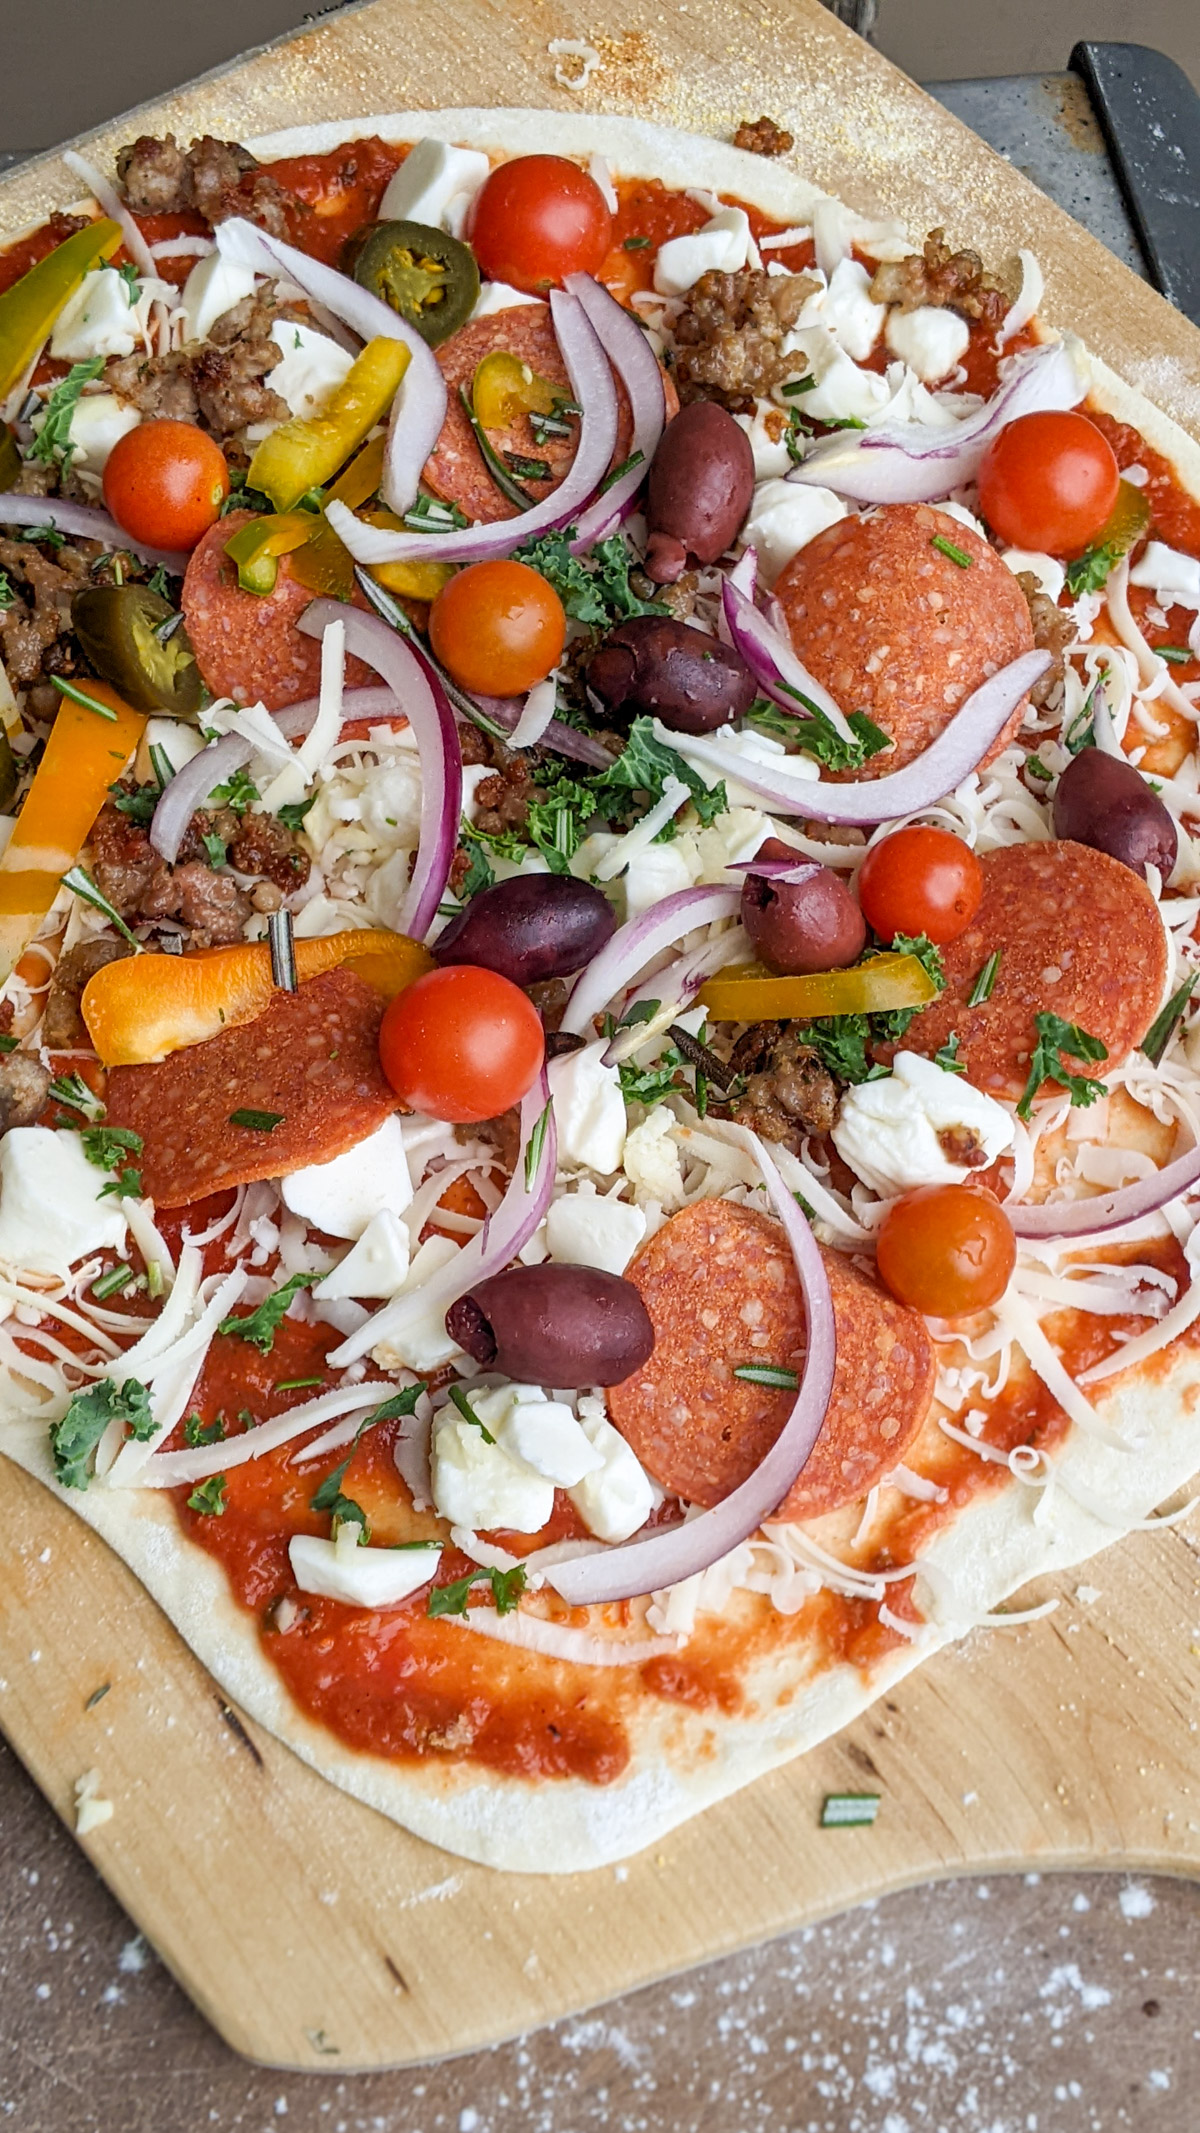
top-left (378, 964), bottom-right (545, 1124)
top-left (977, 410), bottom-right (1120, 558)
top-left (857, 826), bottom-right (983, 946)
top-left (876, 1184), bottom-right (1016, 1317)
top-left (102, 419), bottom-right (230, 552)
top-left (428, 559), bottom-right (566, 698)
top-left (468, 155), bottom-right (614, 293)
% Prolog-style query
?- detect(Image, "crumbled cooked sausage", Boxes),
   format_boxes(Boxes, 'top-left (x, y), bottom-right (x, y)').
top-left (1016, 571), bottom-right (1073, 708)
top-left (0, 1053), bottom-right (52, 1135)
top-left (105, 287), bottom-right (288, 440)
top-left (116, 133), bottom-right (301, 238)
top-left (732, 116), bottom-right (794, 158)
top-left (473, 754), bottom-right (538, 837)
top-left (670, 268), bottom-right (819, 411)
top-left (188, 336), bottom-right (288, 439)
top-left (42, 939), bottom-right (133, 1049)
top-left (869, 227), bottom-right (1017, 329)
top-left (714, 1021), bottom-right (839, 1147)
top-left (0, 533), bottom-right (94, 712)
top-left (227, 809), bottom-right (311, 889)
top-left (104, 348), bottom-right (199, 423)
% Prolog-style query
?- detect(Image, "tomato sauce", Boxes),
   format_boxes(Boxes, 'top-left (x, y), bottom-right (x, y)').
top-left (265, 138), bottom-right (406, 265)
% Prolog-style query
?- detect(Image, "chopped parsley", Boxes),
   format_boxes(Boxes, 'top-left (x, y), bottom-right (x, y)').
top-left (108, 779), bottom-right (160, 825)
top-left (1142, 973), bottom-right (1199, 1066)
top-left (1063, 680), bottom-right (1101, 754)
top-left (427, 1563), bottom-right (528, 1618)
top-left (1016, 1012), bottom-right (1108, 1121)
top-left (967, 950), bottom-right (1001, 1007)
top-left (201, 829), bottom-right (227, 869)
top-left (47, 1071), bottom-right (105, 1122)
top-left (618, 1040), bottom-right (688, 1107)
top-left (218, 1271), bottom-right (318, 1353)
top-left (1065, 542), bottom-right (1124, 596)
top-left (51, 1377), bottom-right (153, 1491)
top-left (276, 794), bottom-right (316, 833)
top-left (310, 1441), bottom-right (370, 1543)
top-left (29, 358), bottom-right (104, 469)
top-left (187, 1475), bottom-right (228, 1516)
top-left (0, 569), bottom-right (13, 611)
top-left (184, 1413), bottom-right (226, 1448)
top-left (80, 1124), bottom-right (144, 1200)
top-left (209, 766), bottom-right (260, 815)
top-left (229, 1107), bottom-right (285, 1132)
top-left (934, 1033), bottom-right (967, 1075)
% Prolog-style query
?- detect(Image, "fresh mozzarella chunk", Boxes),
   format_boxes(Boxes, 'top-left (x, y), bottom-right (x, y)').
top-left (48, 393), bottom-right (140, 474)
top-left (741, 477), bottom-right (846, 586)
top-left (315, 1209), bottom-right (411, 1299)
top-left (471, 282), bottom-right (546, 320)
top-left (281, 1114), bottom-right (412, 1240)
top-left (819, 258), bottom-right (887, 361)
top-left (372, 1234), bottom-right (469, 1375)
top-left (474, 1382), bottom-right (604, 1487)
top-left (622, 1105), bottom-right (685, 1203)
top-left (135, 717), bottom-right (204, 785)
top-left (622, 834), bottom-right (702, 917)
top-left (695, 805), bottom-right (774, 875)
top-left (831, 1050), bottom-right (1014, 1197)
top-left (378, 138), bottom-right (491, 233)
top-left (735, 401), bottom-right (793, 481)
top-left (430, 1402), bottom-right (555, 1532)
top-left (262, 322), bottom-right (355, 424)
top-left (50, 268), bottom-right (140, 361)
top-left (780, 325), bottom-right (892, 425)
top-left (546, 1192), bottom-right (647, 1275)
top-left (1000, 548), bottom-right (1066, 604)
top-left (548, 1040), bottom-right (627, 1174)
top-left (0, 1128), bottom-right (127, 1276)
top-left (179, 251), bottom-right (258, 345)
top-left (568, 1398), bottom-right (655, 1542)
top-left (289, 1527), bottom-right (441, 1608)
top-left (654, 208), bottom-right (753, 296)
top-left (1129, 541), bottom-right (1200, 610)
top-left (884, 304), bottom-right (970, 383)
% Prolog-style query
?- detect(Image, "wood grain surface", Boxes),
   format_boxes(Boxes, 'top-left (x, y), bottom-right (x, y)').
top-left (2, 0), bottom-right (1200, 2074)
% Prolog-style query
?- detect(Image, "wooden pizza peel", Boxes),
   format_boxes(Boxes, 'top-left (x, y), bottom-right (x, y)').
top-left (2, 0), bottom-right (1200, 2070)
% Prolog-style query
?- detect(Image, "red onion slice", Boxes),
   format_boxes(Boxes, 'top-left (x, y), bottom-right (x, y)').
top-left (721, 576), bottom-right (856, 745)
top-left (325, 288), bottom-right (619, 565)
top-left (666, 648), bottom-right (1050, 825)
top-left (1008, 1139), bottom-right (1200, 1240)
top-left (560, 885), bottom-right (741, 1037)
top-left (0, 493), bottom-right (188, 574)
top-left (474, 691), bottom-right (616, 769)
top-left (213, 217), bottom-right (446, 515)
top-left (150, 733), bottom-right (253, 863)
top-left (298, 600), bottom-right (460, 939)
top-left (728, 856), bottom-right (824, 885)
top-left (327, 1072), bottom-right (557, 1371)
top-left (542, 1135), bottom-right (835, 1605)
top-left (563, 271), bottom-right (665, 550)
top-left (787, 340), bottom-right (1085, 504)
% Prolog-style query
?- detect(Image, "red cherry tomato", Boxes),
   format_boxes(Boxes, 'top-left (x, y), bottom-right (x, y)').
top-left (876, 1185), bottom-right (1015, 1317)
top-left (429, 560), bottom-right (566, 697)
top-left (102, 420), bottom-right (230, 552)
top-left (977, 410), bottom-right (1120, 557)
top-left (857, 826), bottom-right (983, 946)
top-left (378, 964), bottom-right (545, 1124)
top-left (469, 155), bottom-right (614, 293)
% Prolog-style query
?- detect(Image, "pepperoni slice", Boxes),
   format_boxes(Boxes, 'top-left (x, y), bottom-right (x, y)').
top-left (895, 839), bottom-right (1169, 1100)
top-left (773, 503), bottom-right (1035, 779)
top-left (104, 969), bottom-right (398, 1206)
top-left (424, 304), bottom-right (676, 527)
top-left (607, 1199), bottom-right (935, 1517)
top-left (181, 511), bottom-right (375, 710)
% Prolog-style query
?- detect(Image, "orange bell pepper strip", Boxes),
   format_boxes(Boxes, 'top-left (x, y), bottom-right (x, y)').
top-left (0, 678), bottom-right (144, 985)
top-left (698, 952), bottom-right (941, 1025)
top-left (82, 926), bottom-right (433, 1066)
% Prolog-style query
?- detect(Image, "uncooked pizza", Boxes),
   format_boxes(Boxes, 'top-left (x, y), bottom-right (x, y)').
top-left (1, 108), bottom-right (1199, 1871)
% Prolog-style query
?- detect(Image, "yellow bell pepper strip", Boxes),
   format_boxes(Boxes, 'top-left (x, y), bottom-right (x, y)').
top-left (82, 926), bottom-right (433, 1066)
top-left (223, 510), bottom-right (317, 596)
top-left (0, 220), bottom-right (122, 403)
top-left (0, 677), bottom-right (144, 984)
top-left (247, 337), bottom-right (412, 513)
top-left (287, 434), bottom-right (455, 604)
top-left (698, 951), bottom-right (941, 1025)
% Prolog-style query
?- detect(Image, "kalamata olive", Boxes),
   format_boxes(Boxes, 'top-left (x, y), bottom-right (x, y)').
top-left (586, 616), bottom-right (756, 735)
top-left (644, 402), bottom-right (755, 584)
top-left (432, 875), bottom-right (616, 985)
top-left (446, 1264), bottom-right (655, 1388)
top-left (740, 838), bottom-right (867, 974)
top-left (1052, 747), bottom-right (1178, 878)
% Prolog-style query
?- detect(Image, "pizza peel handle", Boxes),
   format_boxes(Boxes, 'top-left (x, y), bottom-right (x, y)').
top-left (1071, 42), bottom-right (1200, 326)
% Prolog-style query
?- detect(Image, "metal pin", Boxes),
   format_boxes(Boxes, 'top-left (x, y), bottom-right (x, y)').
top-left (268, 908), bottom-right (298, 992)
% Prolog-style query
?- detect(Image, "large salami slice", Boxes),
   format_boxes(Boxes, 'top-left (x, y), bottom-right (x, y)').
top-left (104, 969), bottom-right (398, 1206)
